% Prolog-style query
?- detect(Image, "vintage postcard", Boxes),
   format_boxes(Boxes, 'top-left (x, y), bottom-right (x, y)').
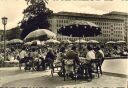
top-left (0, 0), bottom-right (128, 88)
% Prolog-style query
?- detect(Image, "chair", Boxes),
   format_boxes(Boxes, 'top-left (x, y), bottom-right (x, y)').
top-left (79, 58), bottom-right (93, 80)
top-left (51, 59), bottom-right (79, 81)
top-left (63, 59), bottom-right (78, 81)
top-left (51, 60), bottom-right (71, 81)
top-left (51, 60), bottom-right (63, 77)
top-left (79, 61), bottom-right (93, 81)
top-left (90, 59), bottom-right (102, 78)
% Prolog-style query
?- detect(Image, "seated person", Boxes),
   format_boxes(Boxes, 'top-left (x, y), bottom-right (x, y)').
top-left (84, 45), bottom-right (96, 79)
top-left (65, 46), bottom-right (80, 75)
top-left (94, 46), bottom-right (104, 65)
top-left (54, 47), bottom-right (66, 66)
top-left (82, 45), bottom-right (96, 64)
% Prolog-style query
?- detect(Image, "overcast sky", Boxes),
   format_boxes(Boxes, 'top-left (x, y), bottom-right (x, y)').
top-left (0, 0), bottom-right (127, 30)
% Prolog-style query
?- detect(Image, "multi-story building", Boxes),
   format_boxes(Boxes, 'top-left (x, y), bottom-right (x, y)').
top-left (48, 11), bottom-right (126, 43)
top-left (104, 11), bottom-right (128, 43)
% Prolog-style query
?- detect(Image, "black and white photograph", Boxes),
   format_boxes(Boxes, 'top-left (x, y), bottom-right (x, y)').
top-left (0, 0), bottom-right (128, 87)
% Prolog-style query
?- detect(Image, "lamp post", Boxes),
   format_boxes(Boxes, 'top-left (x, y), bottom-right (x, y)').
top-left (1, 17), bottom-right (8, 63)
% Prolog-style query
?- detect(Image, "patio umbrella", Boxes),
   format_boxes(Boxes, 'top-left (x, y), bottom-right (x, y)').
top-left (58, 20), bottom-right (101, 37)
top-left (24, 41), bottom-right (32, 46)
top-left (75, 39), bottom-right (87, 43)
top-left (58, 21), bottom-right (101, 51)
top-left (24, 40), bottom-right (45, 46)
top-left (45, 39), bottom-right (60, 44)
top-left (87, 40), bottom-right (99, 44)
top-left (8, 39), bottom-right (23, 45)
top-left (106, 41), bottom-right (116, 44)
top-left (116, 41), bottom-right (126, 44)
top-left (24, 29), bottom-right (56, 41)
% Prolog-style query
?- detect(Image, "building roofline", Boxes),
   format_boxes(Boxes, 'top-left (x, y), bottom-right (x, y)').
top-left (104, 11), bottom-right (128, 16)
top-left (51, 11), bottom-right (124, 21)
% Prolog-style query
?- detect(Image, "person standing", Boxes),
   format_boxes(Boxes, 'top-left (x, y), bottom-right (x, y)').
top-left (19, 47), bottom-right (27, 70)
top-left (29, 48), bottom-right (38, 71)
top-left (45, 49), bottom-right (56, 69)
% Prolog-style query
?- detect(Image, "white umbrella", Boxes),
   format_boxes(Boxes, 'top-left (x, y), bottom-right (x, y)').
top-left (75, 39), bottom-right (87, 43)
top-left (8, 39), bottom-right (23, 44)
top-left (24, 40), bottom-right (45, 46)
top-left (24, 42), bottom-right (32, 45)
top-left (87, 40), bottom-right (99, 43)
top-left (117, 41), bottom-right (126, 43)
top-left (106, 41), bottom-right (116, 44)
top-left (61, 40), bottom-right (72, 43)
top-left (24, 29), bottom-right (56, 41)
top-left (46, 39), bottom-right (60, 44)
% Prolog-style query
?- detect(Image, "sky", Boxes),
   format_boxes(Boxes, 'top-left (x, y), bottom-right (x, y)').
top-left (0, 0), bottom-right (128, 30)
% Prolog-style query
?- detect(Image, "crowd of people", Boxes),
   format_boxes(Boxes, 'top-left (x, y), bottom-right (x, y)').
top-left (0, 42), bottom-right (128, 80)
top-left (0, 43), bottom-right (128, 66)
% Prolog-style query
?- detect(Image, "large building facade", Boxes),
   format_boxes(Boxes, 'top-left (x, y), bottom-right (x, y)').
top-left (48, 11), bottom-right (127, 43)
top-left (104, 11), bottom-right (128, 43)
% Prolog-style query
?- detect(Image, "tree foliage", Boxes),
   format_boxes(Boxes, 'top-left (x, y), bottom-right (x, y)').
top-left (20, 0), bottom-right (53, 39)
top-left (5, 27), bottom-right (21, 40)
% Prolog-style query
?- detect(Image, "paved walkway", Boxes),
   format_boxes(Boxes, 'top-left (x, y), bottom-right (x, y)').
top-left (102, 59), bottom-right (128, 75)
top-left (0, 67), bottom-right (127, 88)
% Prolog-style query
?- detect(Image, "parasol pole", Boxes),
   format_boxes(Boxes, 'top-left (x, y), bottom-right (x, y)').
top-left (79, 36), bottom-right (81, 52)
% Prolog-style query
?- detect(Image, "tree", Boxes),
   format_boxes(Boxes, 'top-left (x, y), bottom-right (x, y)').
top-left (20, 0), bottom-right (53, 39)
top-left (6, 27), bottom-right (22, 40)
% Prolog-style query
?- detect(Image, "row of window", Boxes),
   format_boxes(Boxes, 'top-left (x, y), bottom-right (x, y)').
top-left (55, 19), bottom-right (124, 27)
top-left (56, 16), bottom-right (75, 20)
top-left (102, 33), bottom-right (123, 37)
top-left (49, 18), bottom-right (124, 31)
top-left (102, 34), bottom-right (110, 37)
top-left (114, 35), bottom-right (122, 37)
top-left (56, 16), bottom-right (125, 24)
top-left (106, 39), bottom-right (122, 41)
top-left (55, 24), bottom-right (123, 31)
top-left (103, 31), bottom-right (110, 33)
top-left (95, 22), bottom-right (123, 26)
top-left (55, 23), bottom-right (124, 29)
top-left (100, 26), bottom-right (123, 30)
top-left (50, 17), bottom-right (124, 24)
top-left (56, 24), bottom-right (64, 27)
top-left (56, 20), bottom-right (69, 24)
top-left (102, 30), bottom-right (123, 33)
top-left (114, 31), bottom-right (123, 33)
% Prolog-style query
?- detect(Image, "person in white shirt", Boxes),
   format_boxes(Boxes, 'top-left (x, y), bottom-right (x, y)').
top-left (82, 45), bottom-right (96, 80)
top-left (19, 50), bottom-right (27, 59)
top-left (86, 45), bottom-right (96, 61)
